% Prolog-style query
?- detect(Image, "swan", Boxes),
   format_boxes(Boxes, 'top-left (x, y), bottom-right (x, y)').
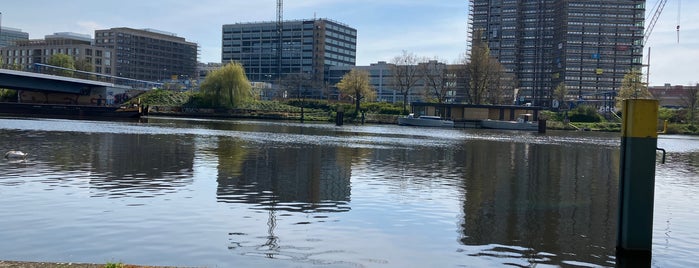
top-left (4, 150), bottom-right (28, 159)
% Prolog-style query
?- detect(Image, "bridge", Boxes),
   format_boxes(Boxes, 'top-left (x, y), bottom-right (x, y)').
top-left (0, 68), bottom-right (117, 95)
top-left (1, 64), bottom-right (163, 94)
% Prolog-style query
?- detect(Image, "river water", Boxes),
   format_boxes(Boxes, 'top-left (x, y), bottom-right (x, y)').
top-left (0, 116), bottom-right (697, 267)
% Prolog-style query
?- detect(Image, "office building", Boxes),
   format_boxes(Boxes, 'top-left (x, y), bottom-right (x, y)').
top-left (94, 27), bottom-right (198, 82)
top-left (222, 18), bottom-right (357, 89)
top-left (469, 0), bottom-right (645, 107)
top-left (0, 26), bottom-right (29, 48)
top-left (327, 61), bottom-right (469, 104)
top-left (0, 32), bottom-right (115, 76)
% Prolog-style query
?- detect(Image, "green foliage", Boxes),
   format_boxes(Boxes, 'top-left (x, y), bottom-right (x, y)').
top-left (336, 69), bottom-right (375, 112)
top-left (199, 61), bottom-right (252, 108)
top-left (285, 99), bottom-right (331, 110)
top-left (131, 89), bottom-right (194, 106)
top-left (104, 262), bottom-right (125, 268)
top-left (48, 53), bottom-right (75, 77)
top-left (659, 107), bottom-right (685, 123)
top-left (616, 68), bottom-right (653, 109)
top-left (568, 105), bottom-right (602, 122)
top-left (360, 102), bottom-right (403, 115)
top-left (0, 88), bottom-right (18, 102)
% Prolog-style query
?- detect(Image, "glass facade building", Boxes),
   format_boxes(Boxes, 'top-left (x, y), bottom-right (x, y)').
top-left (0, 26), bottom-right (29, 48)
top-left (469, 0), bottom-right (645, 107)
top-left (222, 19), bottom-right (356, 84)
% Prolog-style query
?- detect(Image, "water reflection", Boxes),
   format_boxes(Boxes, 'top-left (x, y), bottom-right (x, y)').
top-left (215, 138), bottom-right (352, 213)
top-left (0, 129), bottom-right (195, 198)
top-left (1, 117), bottom-right (698, 267)
top-left (458, 140), bottom-right (620, 266)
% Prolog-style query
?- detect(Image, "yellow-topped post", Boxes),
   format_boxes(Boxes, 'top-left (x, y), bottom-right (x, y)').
top-left (617, 99), bottom-right (658, 258)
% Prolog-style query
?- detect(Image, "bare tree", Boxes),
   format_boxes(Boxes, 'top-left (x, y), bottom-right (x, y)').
top-left (680, 84), bottom-right (699, 124)
top-left (390, 50), bottom-right (420, 113)
top-left (417, 58), bottom-right (454, 103)
top-left (280, 72), bottom-right (313, 100)
top-left (465, 30), bottom-right (506, 105)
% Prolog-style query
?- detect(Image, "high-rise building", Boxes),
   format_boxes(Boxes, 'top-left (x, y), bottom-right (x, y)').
top-left (469, 0), bottom-right (645, 107)
top-left (222, 18), bottom-right (356, 86)
top-left (0, 26), bottom-right (29, 48)
top-left (94, 27), bottom-right (198, 82)
top-left (0, 32), bottom-right (115, 76)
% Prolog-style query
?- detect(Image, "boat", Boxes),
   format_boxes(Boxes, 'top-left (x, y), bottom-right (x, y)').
top-left (398, 114), bottom-right (454, 127)
top-left (480, 114), bottom-right (539, 131)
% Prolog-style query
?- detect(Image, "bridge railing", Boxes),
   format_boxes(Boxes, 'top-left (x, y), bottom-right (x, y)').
top-left (29, 63), bottom-right (162, 90)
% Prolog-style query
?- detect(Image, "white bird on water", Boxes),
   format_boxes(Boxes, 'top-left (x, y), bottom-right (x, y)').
top-left (4, 150), bottom-right (28, 159)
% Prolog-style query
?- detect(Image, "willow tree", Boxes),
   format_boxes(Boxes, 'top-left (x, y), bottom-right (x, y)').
top-left (336, 69), bottom-right (375, 112)
top-left (200, 61), bottom-right (252, 108)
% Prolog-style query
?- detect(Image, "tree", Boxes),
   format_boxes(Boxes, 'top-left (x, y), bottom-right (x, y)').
top-left (336, 69), bottom-right (375, 112)
top-left (390, 50), bottom-right (419, 113)
top-left (199, 61), bottom-right (252, 108)
top-left (616, 68), bottom-right (653, 109)
top-left (280, 72), bottom-right (313, 100)
top-left (47, 53), bottom-right (75, 77)
top-left (553, 82), bottom-right (569, 110)
top-left (417, 58), bottom-right (453, 103)
top-left (465, 30), bottom-right (506, 105)
top-left (680, 84), bottom-right (699, 124)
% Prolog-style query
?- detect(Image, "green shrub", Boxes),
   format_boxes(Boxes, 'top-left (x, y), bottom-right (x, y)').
top-left (0, 88), bottom-right (17, 102)
top-left (568, 105), bottom-right (602, 122)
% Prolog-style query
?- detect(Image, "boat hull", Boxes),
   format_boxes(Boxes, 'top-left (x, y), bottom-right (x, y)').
top-left (398, 116), bottom-right (454, 127)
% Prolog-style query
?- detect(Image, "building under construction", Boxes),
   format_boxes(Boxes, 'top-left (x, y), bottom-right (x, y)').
top-left (469, 0), bottom-right (646, 108)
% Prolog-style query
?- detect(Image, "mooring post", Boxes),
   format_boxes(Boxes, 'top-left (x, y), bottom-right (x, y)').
top-left (617, 99), bottom-right (659, 258)
top-left (335, 105), bottom-right (344, 126)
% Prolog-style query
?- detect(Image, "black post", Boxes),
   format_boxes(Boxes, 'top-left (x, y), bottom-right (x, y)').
top-left (336, 106), bottom-right (344, 126)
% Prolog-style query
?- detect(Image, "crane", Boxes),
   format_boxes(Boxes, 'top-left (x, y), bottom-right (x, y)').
top-left (644, 0), bottom-right (681, 45)
top-left (643, 0), bottom-right (680, 86)
top-left (643, 0), bottom-right (667, 46)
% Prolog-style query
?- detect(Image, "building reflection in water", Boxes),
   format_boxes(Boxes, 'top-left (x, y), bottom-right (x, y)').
top-left (215, 137), bottom-right (353, 212)
top-left (214, 136), bottom-right (353, 259)
top-left (458, 140), bottom-right (619, 266)
top-left (9, 130), bottom-right (196, 198)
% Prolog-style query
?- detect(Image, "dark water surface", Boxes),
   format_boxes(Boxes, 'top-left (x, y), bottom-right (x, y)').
top-left (0, 116), bottom-right (697, 267)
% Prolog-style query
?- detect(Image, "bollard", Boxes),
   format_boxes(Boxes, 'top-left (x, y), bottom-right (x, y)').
top-left (335, 106), bottom-right (344, 126)
top-left (616, 99), bottom-right (659, 257)
top-left (538, 119), bottom-right (546, 133)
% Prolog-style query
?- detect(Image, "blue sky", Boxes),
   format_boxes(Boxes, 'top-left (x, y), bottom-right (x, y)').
top-left (1, 0), bottom-right (696, 86)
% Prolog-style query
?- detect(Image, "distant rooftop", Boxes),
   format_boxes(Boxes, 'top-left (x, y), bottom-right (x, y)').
top-left (0, 26), bottom-right (26, 32)
top-left (142, 28), bottom-right (177, 37)
top-left (45, 32), bottom-right (93, 42)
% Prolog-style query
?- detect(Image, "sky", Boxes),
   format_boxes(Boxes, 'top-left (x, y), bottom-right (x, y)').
top-left (1, 0), bottom-right (696, 86)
